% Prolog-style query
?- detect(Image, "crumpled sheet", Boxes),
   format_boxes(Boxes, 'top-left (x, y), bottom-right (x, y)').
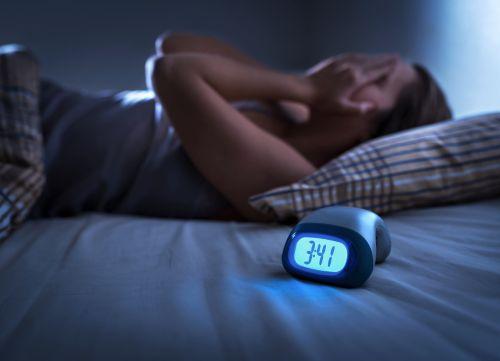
top-left (1, 198), bottom-right (499, 361)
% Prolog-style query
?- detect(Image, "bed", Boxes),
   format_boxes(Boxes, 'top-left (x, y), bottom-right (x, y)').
top-left (1, 198), bottom-right (499, 361)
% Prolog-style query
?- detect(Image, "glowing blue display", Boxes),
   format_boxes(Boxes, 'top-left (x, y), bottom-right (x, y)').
top-left (293, 236), bottom-right (348, 273)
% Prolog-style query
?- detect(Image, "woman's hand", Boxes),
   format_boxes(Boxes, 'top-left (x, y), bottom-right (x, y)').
top-left (306, 53), bottom-right (398, 115)
top-left (276, 100), bottom-right (310, 123)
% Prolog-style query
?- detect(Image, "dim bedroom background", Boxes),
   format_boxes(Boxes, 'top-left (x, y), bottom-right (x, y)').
top-left (1, 0), bottom-right (500, 360)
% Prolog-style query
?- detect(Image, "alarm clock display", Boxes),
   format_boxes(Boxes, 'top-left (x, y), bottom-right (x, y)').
top-left (282, 206), bottom-right (391, 288)
top-left (292, 233), bottom-right (349, 273)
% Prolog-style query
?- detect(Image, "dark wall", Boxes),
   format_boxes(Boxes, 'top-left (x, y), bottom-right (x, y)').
top-left (306, 1), bottom-right (423, 59)
top-left (1, 0), bottom-right (308, 91)
top-left (1, 0), bottom-right (499, 116)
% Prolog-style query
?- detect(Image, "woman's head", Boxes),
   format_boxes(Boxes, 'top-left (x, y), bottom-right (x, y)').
top-left (351, 56), bottom-right (452, 138)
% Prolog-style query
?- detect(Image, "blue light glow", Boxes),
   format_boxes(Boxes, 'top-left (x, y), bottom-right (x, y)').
top-left (293, 236), bottom-right (348, 273)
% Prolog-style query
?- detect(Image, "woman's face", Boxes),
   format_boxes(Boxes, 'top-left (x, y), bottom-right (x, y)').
top-left (351, 56), bottom-right (418, 112)
top-left (301, 55), bottom-right (421, 165)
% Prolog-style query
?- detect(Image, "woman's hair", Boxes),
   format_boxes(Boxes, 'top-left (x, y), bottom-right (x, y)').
top-left (372, 64), bottom-right (452, 138)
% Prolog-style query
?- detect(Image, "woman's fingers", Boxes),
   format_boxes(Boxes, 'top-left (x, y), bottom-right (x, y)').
top-left (358, 61), bottom-right (397, 87)
top-left (306, 52), bottom-right (398, 115)
top-left (336, 98), bottom-right (376, 115)
top-left (337, 53), bottom-right (397, 68)
top-left (335, 54), bottom-right (397, 87)
top-left (341, 101), bottom-right (375, 115)
top-left (337, 102), bottom-right (375, 115)
top-left (363, 55), bottom-right (398, 73)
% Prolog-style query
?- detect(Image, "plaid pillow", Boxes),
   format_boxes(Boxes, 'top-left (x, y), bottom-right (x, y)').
top-left (249, 113), bottom-right (500, 221)
top-left (0, 45), bottom-right (45, 240)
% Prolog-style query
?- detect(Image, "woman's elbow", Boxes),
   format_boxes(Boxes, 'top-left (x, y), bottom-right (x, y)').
top-left (148, 52), bottom-right (188, 79)
top-left (155, 31), bottom-right (194, 55)
top-left (145, 54), bottom-right (179, 95)
top-left (155, 31), bottom-right (172, 54)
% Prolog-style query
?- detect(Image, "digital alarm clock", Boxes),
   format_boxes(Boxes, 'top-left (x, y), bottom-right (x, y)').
top-left (282, 206), bottom-right (391, 287)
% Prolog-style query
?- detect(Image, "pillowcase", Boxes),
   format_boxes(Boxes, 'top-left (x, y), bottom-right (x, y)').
top-left (249, 112), bottom-right (500, 221)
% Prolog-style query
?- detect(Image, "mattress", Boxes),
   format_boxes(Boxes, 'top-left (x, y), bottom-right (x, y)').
top-left (1, 198), bottom-right (499, 361)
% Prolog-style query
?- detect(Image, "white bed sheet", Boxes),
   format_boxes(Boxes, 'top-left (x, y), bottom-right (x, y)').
top-left (1, 198), bottom-right (499, 361)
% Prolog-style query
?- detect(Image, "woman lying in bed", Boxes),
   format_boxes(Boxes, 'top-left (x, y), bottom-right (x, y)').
top-left (147, 32), bottom-right (451, 220)
top-left (32, 32), bottom-right (451, 222)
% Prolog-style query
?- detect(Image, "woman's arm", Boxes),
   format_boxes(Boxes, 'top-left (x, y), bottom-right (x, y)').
top-left (156, 32), bottom-right (265, 68)
top-left (148, 53), bottom-right (317, 221)
top-left (155, 31), bottom-right (310, 122)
